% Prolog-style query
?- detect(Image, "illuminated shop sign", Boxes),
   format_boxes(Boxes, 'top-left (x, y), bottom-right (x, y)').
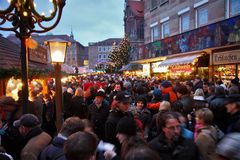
top-left (170, 65), bottom-right (192, 73)
top-left (213, 50), bottom-right (240, 65)
top-left (152, 62), bottom-right (168, 73)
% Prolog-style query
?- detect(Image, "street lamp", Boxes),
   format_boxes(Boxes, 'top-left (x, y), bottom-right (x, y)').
top-left (0, 0), bottom-right (66, 114)
top-left (45, 38), bottom-right (70, 130)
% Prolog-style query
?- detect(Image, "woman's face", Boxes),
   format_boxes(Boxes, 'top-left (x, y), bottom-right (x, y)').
top-left (195, 116), bottom-right (204, 125)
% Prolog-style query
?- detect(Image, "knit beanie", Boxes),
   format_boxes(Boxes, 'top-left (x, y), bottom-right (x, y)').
top-left (153, 88), bottom-right (162, 99)
top-left (161, 81), bottom-right (172, 88)
top-left (116, 117), bottom-right (137, 136)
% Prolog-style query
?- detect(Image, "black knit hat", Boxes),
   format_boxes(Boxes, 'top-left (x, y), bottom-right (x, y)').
top-left (114, 91), bottom-right (131, 103)
top-left (231, 77), bottom-right (239, 85)
top-left (116, 117), bottom-right (137, 136)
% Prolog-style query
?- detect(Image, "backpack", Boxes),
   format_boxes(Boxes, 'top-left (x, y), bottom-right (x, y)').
top-left (201, 125), bottom-right (224, 143)
top-left (213, 124), bottom-right (225, 142)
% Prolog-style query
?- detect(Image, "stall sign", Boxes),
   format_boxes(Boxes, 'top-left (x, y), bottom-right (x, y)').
top-left (143, 64), bottom-right (150, 77)
top-left (213, 50), bottom-right (240, 65)
top-left (29, 46), bottom-right (48, 64)
top-left (152, 62), bottom-right (168, 73)
top-left (170, 65), bottom-right (192, 73)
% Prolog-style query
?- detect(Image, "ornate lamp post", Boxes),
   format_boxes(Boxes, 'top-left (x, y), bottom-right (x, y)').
top-left (45, 38), bottom-right (70, 130)
top-left (0, 0), bottom-right (66, 114)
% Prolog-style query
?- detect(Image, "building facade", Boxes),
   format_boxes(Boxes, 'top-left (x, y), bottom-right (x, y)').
top-left (130, 0), bottom-right (240, 80)
top-left (88, 38), bottom-right (122, 70)
top-left (7, 34), bottom-right (87, 68)
top-left (124, 0), bottom-right (144, 61)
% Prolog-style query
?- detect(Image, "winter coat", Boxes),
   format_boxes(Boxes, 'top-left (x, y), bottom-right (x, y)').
top-left (195, 125), bottom-right (218, 160)
top-left (39, 136), bottom-right (66, 160)
top-left (88, 101), bottom-right (110, 140)
top-left (209, 95), bottom-right (229, 133)
top-left (137, 108), bottom-right (151, 128)
top-left (105, 109), bottom-right (131, 154)
top-left (226, 110), bottom-right (240, 133)
top-left (172, 95), bottom-right (194, 116)
top-left (69, 96), bottom-right (87, 118)
top-left (21, 127), bottom-right (52, 160)
top-left (161, 87), bottom-right (177, 104)
top-left (149, 133), bottom-right (201, 160)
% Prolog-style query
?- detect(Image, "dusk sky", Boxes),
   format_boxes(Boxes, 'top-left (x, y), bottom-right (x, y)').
top-left (0, 0), bottom-right (125, 46)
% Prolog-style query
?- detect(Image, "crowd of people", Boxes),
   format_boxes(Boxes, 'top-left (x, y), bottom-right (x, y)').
top-left (0, 74), bottom-right (240, 160)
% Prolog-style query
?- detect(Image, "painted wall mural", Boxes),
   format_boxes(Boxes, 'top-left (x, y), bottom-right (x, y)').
top-left (133, 15), bottom-right (240, 60)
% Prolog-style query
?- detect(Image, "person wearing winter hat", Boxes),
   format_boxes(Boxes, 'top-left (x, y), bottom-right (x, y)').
top-left (104, 117), bottom-right (147, 160)
top-left (88, 89), bottom-right (110, 140)
top-left (116, 117), bottom-right (137, 139)
top-left (105, 91), bottom-right (132, 154)
top-left (224, 94), bottom-right (240, 133)
top-left (160, 81), bottom-right (177, 104)
top-left (152, 89), bottom-right (162, 101)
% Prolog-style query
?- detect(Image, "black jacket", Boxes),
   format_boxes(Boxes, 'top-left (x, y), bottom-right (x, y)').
top-left (105, 109), bottom-right (131, 154)
top-left (69, 96), bottom-right (87, 118)
top-left (227, 110), bottom-right (240, 133)
top-left (88, 101), bottom-right (110, 140)
top-left (209, 95), bottom-right (229, 133)
top-left (149, 133), bottom-right (201, 160)
top-left (172, 95), bottom-right (194, 116)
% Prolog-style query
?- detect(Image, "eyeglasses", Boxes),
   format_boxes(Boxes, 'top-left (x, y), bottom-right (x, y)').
top-left (165, 125), bottom-right (181, 131)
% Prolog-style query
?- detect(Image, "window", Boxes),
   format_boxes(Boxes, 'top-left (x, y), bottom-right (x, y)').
top-left (103, 54), bottom-right (106, 59)
top-left (230, 0), bottom-right (240, 17)
top-left (98, 47), bottom-right (102, 52)
top-left (160, 0), bottom-right (168, 5)
top-left (151, 0), bottom-right (157, 10)
top-left (180, 13), bottom-right (190, 33)
top-left (196, 6), bottom-right (208, 27)
top-left (98, 54), bottom-right (102, 59)
top-left (162, 21), bottom-right (170, 38)
top-left (151, 25), bottom-right (159, 42)
top-left (137, 22), bottom-right (144, 40)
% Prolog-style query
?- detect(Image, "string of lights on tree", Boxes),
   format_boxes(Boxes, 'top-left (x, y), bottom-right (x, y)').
top-left (109, 35), bottom-right (130, 70)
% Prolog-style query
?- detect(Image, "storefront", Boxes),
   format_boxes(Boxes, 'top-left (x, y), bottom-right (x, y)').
top-left (151, 61), bottom-right (168, 79)
top-left (157, 52), bottom-right (208, 80)
top-left (120, 63), bottom-right (143, 76)
top-left (212, 48), bottom-right (240, 82)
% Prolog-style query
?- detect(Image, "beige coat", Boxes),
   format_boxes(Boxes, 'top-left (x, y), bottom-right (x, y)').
top-left (195, 125), bottom-right (217, 160)
top-left (21, 131), bottom-right (52, 160)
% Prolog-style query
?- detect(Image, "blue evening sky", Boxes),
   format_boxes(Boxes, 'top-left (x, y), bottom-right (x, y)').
top-left (0, 0), bottom-right (125, 46)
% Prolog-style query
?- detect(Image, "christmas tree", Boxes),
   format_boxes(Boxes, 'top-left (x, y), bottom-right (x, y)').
top-left (109, 35), bottom-right (130, 70)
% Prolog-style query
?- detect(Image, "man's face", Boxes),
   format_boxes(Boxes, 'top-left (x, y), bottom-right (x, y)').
top-left (95, 96), bottom-right (104, 105)
top-left (118, 101), bottom-right (130, 112)
top-left (18, 125), bottom-right (29, 136)
top-left (114, 84), bottom-right (121, 91)
top-left (162, 118), bottom-right (181, 142)
top-left (203, 84), bottom-right (209, 92)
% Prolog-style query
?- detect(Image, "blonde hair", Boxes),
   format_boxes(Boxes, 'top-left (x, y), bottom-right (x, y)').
top-left (194, 88), bottom-right (204, 97)
top-left (159, 101), bottom-right (171, 111)
top-left (74, 87), bottom-right (83, 97)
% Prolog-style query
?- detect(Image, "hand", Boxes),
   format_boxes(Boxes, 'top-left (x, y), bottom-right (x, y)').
top-left (104, 150), bottom-right (117, 160)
